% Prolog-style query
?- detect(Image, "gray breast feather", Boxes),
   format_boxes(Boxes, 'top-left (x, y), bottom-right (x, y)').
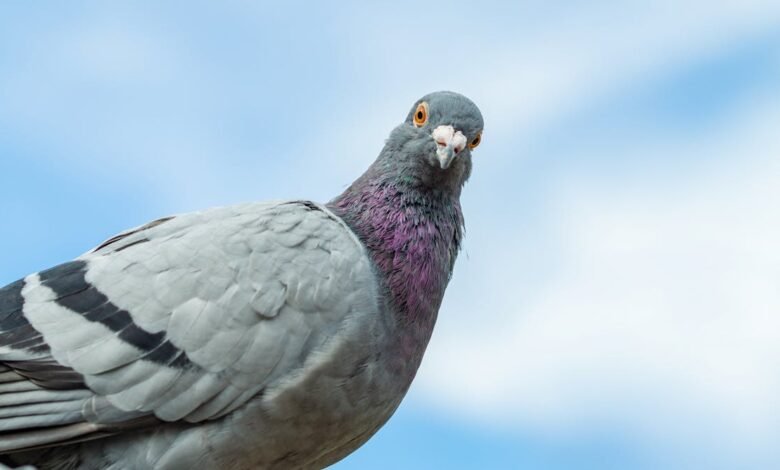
top-left (0, 200), bottom-right (378, 452)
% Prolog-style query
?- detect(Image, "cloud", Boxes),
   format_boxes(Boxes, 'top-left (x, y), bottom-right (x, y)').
top-left (413, 92), bottom-right (780, 464)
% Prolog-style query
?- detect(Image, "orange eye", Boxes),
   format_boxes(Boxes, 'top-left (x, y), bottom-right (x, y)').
top-left (469, 132), bottom-right (482, 150)
top-left (413, 102), bottom-right (428, 127)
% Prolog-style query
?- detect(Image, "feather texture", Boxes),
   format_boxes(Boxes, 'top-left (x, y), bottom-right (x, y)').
top-left (0, 201), bottom-right (375, 454)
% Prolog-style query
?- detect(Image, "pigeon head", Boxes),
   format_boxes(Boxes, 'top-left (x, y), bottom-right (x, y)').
top-left (383, 91), bottom-right (483, 190)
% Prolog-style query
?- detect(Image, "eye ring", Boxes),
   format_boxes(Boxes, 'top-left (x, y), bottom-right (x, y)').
top-left (469, 131), bottom-right (482, 150)
top-left (413, 102), bottom-right (428, 127)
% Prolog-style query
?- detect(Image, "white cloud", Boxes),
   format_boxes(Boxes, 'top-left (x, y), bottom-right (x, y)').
top-left (414, 94), bottom-right (780, 462)
top-left (474, 0), bottom-right (780, 148)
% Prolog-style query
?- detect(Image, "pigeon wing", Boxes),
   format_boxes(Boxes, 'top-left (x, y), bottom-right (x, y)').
top-left (0, 201), bottom-right (377, 452)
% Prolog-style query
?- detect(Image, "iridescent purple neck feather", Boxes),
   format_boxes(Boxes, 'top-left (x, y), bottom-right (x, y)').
top-left (328, 139), bottom-right (466, 329)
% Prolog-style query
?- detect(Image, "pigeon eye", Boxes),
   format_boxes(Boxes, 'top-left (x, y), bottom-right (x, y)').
top-left (413, 102), bottom-right (428, 127)
top-left (468, 132), bottom-right (482, 150)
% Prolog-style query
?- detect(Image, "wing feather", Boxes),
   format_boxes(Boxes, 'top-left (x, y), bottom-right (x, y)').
top-left (0, 200), bottom-right (377, 453)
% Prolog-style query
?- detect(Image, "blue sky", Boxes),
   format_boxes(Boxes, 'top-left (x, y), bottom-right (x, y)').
top-left (2, 2), bottom-right (780, 468)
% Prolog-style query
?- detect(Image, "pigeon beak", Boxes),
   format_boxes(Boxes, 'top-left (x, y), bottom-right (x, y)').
top-left (432, 125), bottom-right (467, 170)
top-left (437, 146), bottom-right (456, 170)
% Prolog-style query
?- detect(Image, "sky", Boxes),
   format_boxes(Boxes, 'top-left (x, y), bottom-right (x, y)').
top-left (1, 1), bottom-right (780, 468)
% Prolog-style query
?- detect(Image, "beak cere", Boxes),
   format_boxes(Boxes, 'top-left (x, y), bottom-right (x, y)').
top-left (432, 125), bottom-right (467, 169)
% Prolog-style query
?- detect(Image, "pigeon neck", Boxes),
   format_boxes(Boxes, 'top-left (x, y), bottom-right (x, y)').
top-left (328, 172), bottom-right (463, 331)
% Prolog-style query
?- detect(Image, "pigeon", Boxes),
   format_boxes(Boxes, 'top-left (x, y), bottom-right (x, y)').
top-left (0, 91), bottom-right (484, 469)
